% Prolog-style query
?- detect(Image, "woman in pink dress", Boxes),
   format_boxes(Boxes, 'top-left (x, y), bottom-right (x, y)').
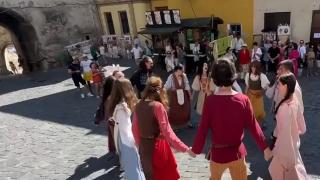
top-left (269, 73), bottom-right (307, 180)
top-left (289, 43), bottom-right (300, 77)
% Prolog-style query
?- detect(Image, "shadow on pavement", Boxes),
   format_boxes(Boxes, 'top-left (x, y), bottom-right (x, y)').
top-left (67, 153), bottom-right (122, 180)
top-left (0, 68), bottom-right (70, 95)
top-left (0, 89), bottom-right (107, 135)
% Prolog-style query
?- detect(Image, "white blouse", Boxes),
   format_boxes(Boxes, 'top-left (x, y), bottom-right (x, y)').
top-left (113, 102), bottom-right (136, 153)
top-left (245, 73), bottom-right (270, 90)
top-left (164, 74), bottom-right (191, 91)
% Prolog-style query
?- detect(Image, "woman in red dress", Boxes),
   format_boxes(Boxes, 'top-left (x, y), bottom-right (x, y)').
top-left (132, 76), bottom-right (194, 180)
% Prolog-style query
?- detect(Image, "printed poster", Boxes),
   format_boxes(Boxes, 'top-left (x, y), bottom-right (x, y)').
top-left (154, 11), bottom-right (162, 25)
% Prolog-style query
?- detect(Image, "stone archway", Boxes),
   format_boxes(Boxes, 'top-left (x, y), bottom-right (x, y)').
top-left (0, 7), bottom-right (40, 74)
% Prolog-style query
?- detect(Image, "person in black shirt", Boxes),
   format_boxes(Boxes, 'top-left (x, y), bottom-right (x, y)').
top-left (268, 40), bottom-right (280, 74)
top-left (130, 56), bottom-right (153, 98)
top-left (68, 58), bottom-right (92, 98)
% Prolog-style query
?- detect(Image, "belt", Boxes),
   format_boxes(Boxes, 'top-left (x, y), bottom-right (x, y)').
top-left (212, 143), bottom-right (239, 149)
top-left (140, 134), bottom-right (164, 140)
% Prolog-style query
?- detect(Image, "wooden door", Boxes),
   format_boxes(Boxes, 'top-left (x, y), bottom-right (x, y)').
top-left (310, 10), bottom-right (320, 45)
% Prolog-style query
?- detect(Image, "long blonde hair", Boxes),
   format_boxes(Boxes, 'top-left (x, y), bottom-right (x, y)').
top-left (142, 76), bottom-right (169, 110)
top-left (108, 78), bottom-right (138, 115)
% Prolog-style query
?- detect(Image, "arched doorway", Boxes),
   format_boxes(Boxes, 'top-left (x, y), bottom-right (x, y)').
top-left (0, 7), bottom-right (40, 74)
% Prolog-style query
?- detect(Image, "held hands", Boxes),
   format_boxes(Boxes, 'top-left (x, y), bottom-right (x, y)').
top-left (264, 147), bottom-right (273, 161)
top-left (187, 147), bottom-right (196, 158)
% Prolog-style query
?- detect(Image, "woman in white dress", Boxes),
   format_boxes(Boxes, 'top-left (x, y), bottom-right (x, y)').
top-left (192, 62), bottom-right (215, 115)
top-left (108, 78), bottom-right (145, 180)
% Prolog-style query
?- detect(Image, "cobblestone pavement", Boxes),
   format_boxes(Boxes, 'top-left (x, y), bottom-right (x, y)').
top-left (0, 58), bottom-right (320, 180)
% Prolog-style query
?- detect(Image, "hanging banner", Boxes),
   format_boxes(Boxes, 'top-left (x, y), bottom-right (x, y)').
top-left (210, 36), bottom-right (233, 58)
top-left (145, 9), bottom-right (181, 26)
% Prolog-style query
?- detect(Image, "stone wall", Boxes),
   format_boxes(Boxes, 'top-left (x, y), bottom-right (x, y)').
top-left (0, 0), bottom-right (102, 70)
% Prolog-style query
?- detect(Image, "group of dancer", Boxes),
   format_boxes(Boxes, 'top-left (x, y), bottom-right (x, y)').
top-left (88, 49), bottom-right (308, 179)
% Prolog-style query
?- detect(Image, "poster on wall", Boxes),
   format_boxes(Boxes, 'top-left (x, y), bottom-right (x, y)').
top-left (172, 10), bottom-right (181, 24)
top-left (154, 11), bottom-right (162, 25)
top-left (277, 24), bottom-right (291, 36)
top-left (163, 10), bottom-right (172, 24)
top-left (145, 12), bottom-right (153, 25)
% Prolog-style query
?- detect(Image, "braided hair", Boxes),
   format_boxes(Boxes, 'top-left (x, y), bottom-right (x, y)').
top-left (274, 73), bottom-right (296, 114)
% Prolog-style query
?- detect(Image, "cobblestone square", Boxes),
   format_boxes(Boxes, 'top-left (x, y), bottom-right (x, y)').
top-left (1, 59), bottom-right (320, 179)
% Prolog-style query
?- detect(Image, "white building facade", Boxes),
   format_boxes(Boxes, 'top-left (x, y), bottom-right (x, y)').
top-left (254, 0), bottom-right (320, 43)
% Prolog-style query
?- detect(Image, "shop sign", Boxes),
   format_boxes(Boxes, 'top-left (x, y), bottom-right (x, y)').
top-left (314, 33), bottom-right (320, 39)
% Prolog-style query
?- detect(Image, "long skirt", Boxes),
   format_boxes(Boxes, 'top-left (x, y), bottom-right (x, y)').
top-left (196, 91), bottom-right (206, 115)
top-left (247, 89), bottom-right (265, 123)
top-left (118, 134), bottom-right (145, 180)
top-left (107, 120), bottom-right (116, 152)
top-left (269, 155), bottom-right (308, 180)
top-left (139, 138), bottom-right (180, 180)
top-left (168, 90), bottom-right (191, 128)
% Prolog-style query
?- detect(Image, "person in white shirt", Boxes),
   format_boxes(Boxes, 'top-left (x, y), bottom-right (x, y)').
top-left (252, 42), bottom-right (262, 61)
top-left (134, 36), bottom-right (141, 47)
top-left (165, 41), bottom-right (172, 53)
top-left (193, 41), bottom-right (202, 72)
top-left (80, 56), bottom-right (94, 96)
top-left (232, 34), bottom-right (244, 53)
top-left (298, 40), bottom-right (307, 65)
top-left (131, 44), bottom-right (143, 66)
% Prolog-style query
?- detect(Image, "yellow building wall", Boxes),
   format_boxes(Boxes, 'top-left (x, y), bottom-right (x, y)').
top-left (151, 0), bottom-right (168, 9)
top-left (152, 0), bottom-right (254, 46)
top-left (99, 4), bottom-right (134, 36)
top-left (99, 2), bottom-right (151, 38)
top-left (133, 2), bottom-right (151, 34)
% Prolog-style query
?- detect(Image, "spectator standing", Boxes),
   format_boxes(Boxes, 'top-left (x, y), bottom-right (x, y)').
top-left (288, 43), bottom-right (300, 77)
top-left (262, 39), bottom-right (272, 72)
top-left (268, 41), bottom-right (281, 74)
top-left (306, 44), bottom-right (316, 77)
top-left (68, 58), bottom-right (92, 98)
top-left (252, 42), bottom-right (263, 61)
top-left (298, 40), bottom-right (307, 67)
top-left (279, 42), bottom-right (287, 62)
top-left (80, 56), bottom-right (94, 94)
top-left (316, 44), bottom-right (320, 74)
top-left (239, 44), bottom-right (251, 80)
top-left (130, 57), bottom-right (154, 98)
top-left (91, 62), bottom-right (104, 98)
top-left (232, 34), bottom-right (245, 56)
top-left (223, 47), bottom-right (237, 63)
top-left (131, 44), bottom-right (144, 66)
top-left (144, 40), bottom-right (153, 57)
